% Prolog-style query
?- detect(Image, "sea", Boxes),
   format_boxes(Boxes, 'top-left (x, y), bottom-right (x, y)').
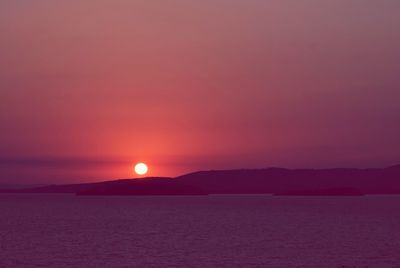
top-left (0, 194), bottom-right (399, 268)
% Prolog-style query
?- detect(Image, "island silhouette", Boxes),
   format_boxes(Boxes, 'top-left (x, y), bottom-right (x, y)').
top-left (1, 164), bottom-right (400, 196)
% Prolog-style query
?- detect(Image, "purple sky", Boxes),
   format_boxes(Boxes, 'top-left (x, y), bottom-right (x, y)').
top-left (1, 0), bottom-right (400, 183)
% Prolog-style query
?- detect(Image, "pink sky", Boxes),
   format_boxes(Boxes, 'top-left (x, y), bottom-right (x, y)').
top-left (1, 0), bottom-right (400, 183)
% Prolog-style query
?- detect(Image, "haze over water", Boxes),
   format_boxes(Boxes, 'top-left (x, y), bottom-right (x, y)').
top-left (1, 194), bottom-right (399, 267)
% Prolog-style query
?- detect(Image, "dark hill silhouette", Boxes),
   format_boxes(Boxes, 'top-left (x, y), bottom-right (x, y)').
top-left (0, 177), bottom-right (207, 195)
top-left (76, 178), bottom-right (207, 196)
top-left (388, 164), bottom-right (400, 170)
top-left (176, 167), bottom-right (400, 194)
top-left (1, 165), bottom-right (400, 195)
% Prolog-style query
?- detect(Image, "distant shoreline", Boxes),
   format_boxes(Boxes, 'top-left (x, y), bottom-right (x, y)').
top-left (1, 165), bottom-right (400, 196)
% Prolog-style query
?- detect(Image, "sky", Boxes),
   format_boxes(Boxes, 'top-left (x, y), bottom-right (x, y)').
top-left (1, 0), bottom-right (400, 183)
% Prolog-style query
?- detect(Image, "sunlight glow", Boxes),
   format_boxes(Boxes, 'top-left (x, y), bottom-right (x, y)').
top-left (134, 163), bottom-right (148, 176)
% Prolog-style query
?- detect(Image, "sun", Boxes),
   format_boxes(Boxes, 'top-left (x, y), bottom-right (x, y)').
top-left (134, 162), bottom-right (148, 176)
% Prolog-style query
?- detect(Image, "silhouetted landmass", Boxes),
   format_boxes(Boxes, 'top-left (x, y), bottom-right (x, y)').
top-left (176, 166), bottom-right (400, 194)
top-left (0, 178), bottom-right (207, 195)
top-left (0, 182), bottom-right (107, 193)
top-left (76, 178), bottom-right (207, 196)
top-left (275, 187), bottom-right (364, 196)
top-left (1, 165), bottom-right (400, 195)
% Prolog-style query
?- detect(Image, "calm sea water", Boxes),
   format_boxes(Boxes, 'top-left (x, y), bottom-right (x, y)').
top-left (0, 194), bottom-right (399, 268)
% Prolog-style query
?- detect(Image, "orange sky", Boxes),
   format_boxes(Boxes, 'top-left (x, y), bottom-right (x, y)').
top-left (1, 0), bottom-right (400, 183)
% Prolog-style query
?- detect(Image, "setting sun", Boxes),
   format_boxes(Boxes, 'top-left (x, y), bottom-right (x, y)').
top-left (134, 163), bottom-right (148, 176)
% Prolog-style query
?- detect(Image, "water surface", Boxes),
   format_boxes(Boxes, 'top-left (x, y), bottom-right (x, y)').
top-left (0, 194), bottom-right (399, 267)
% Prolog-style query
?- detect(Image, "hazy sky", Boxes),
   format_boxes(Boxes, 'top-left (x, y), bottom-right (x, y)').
top-left (1, 0), bottom-right (400, 183)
